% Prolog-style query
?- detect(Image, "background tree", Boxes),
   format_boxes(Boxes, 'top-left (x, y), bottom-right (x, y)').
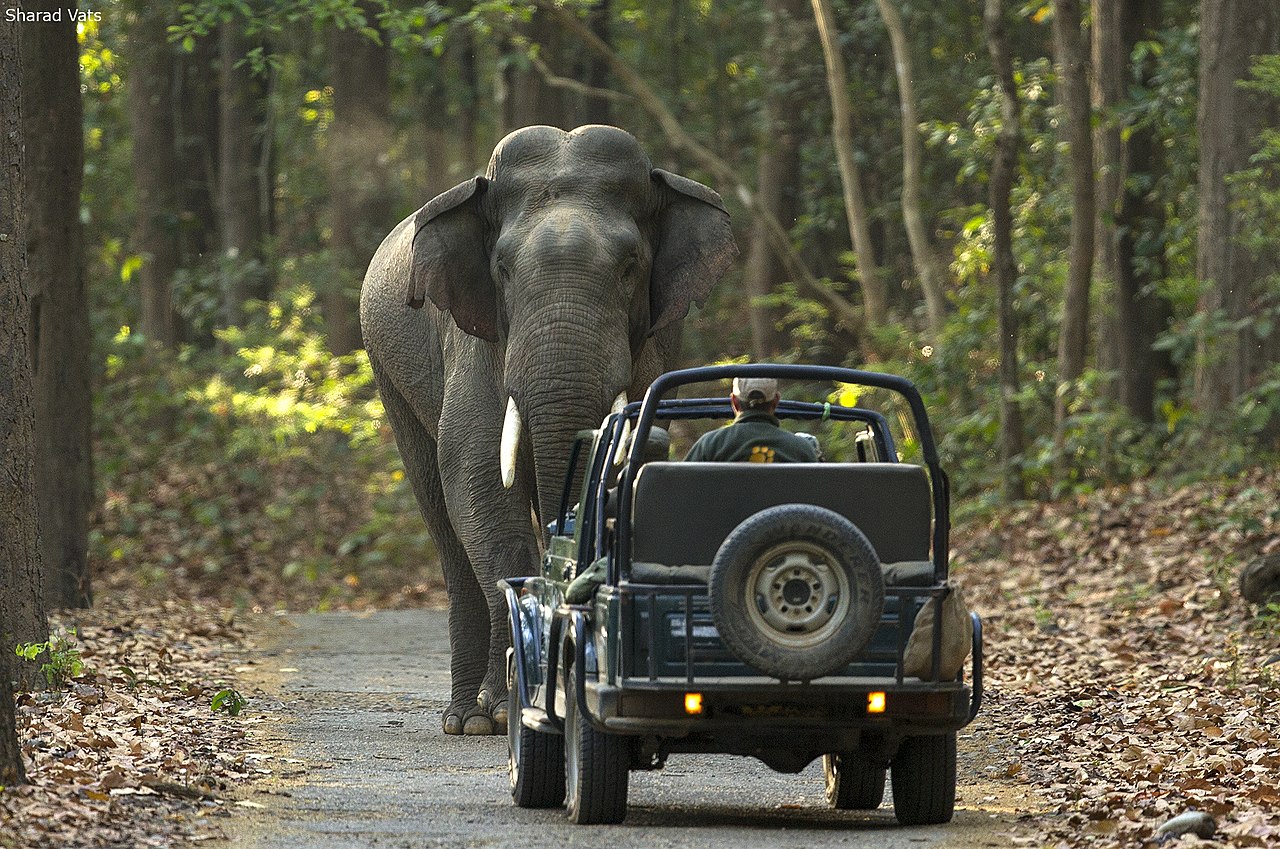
top-left (324, 5), bottom-right (394, 355)
top-left (1, 11), bottom-right (30, 788)
top-left (1113, 0), bottom-right (1173, 424)
top-left (1090, 0), bottom-right (1123, 394)
top-left (0, 656), bottom-right (21, 785)
top-left (218, 16), bottom-right (272, 325)
top-left (742, 0), bottom-right (810, 358)
top-left (125, 2), bottom-right (185, 347)
top-left (874, 0), bottom-right (948, 335)
top-left (1, 9), bottom-right (49, 688)
top-left (811, 0), bottom-right (886, 328)
top-left (1194, 0), bottom-right (1280, 411)
top-left (984, 0), bottom-right (1027, 500)
top-left (22, 0), bottom-right (94, 608)
top-left (1050, 0), bottom-right (1094, 445)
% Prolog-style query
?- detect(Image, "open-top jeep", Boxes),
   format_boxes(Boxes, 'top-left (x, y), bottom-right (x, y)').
top-left (500, 364), bottom-right (982, 825)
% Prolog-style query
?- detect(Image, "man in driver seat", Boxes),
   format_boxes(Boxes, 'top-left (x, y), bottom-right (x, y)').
top-left (685, 377), bottom-right (819, 463)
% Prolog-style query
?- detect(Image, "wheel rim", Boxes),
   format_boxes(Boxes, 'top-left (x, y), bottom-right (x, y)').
top-left (507, 693), bottom-right (520, 792)
top-left (745, 541), bottom-right (852, 650)
top-left (507, 659), bottom-right (520, 793)
top-left (564, 667), bottom-right (580, 809)
top-left (823, 754), bottom-right (838, 803)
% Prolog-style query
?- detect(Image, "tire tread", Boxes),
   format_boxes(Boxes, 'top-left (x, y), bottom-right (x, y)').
top-left (565, 664), bottom-right (629, 824)
top-left (890, 733), bottom-right (956, 825)
top-left (824, 752), bottom-right (886, 810)
top-left (509, 689), bottom-right (566, 808)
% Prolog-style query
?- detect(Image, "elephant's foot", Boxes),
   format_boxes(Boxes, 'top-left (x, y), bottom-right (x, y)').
top-left (442, 692), bottom-right (506, 736)
top-left (443, 707), bottom-right (493, 735)
top-left (477, 688), bottom-right (508, 735)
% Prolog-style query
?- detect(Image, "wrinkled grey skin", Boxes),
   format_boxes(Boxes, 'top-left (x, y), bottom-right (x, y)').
top-left (360, 126), bottom-right (737, 734)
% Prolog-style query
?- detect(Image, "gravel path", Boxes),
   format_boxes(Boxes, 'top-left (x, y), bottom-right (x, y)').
top-left (223, 610), bottom-right (1026, 848)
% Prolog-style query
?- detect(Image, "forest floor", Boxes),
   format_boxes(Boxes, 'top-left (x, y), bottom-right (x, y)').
top-left (2, 468), bottom-right (1278, 847)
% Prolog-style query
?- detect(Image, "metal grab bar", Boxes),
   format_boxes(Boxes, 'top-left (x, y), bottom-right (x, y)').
top-left (617, 582), bottom-right (954, 685)
top-left (966, 612), bottom-right (984, 725)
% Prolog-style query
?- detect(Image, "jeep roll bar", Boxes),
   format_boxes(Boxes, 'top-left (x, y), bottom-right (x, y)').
top-left (614, 364), bottom-right (951, 586)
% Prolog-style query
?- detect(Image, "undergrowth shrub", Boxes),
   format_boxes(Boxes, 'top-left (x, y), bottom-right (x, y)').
top-left (92, 285), bottom-right (436, 610)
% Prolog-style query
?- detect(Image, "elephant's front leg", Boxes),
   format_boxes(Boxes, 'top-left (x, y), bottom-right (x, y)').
top-left (442, 560), bottom-right (494, 735)
top-left (446, 525), bottom-right (540, 735)
top-left (438, 412), bottom-right (542, 734)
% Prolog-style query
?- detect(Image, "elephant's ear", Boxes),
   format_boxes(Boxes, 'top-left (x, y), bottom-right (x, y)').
top-left (648, 169), bottom-right (738, 333)
top-left (408, 177), bottom-right (499, 341)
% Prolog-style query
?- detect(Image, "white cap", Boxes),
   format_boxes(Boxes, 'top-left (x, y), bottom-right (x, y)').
top-left (732, 377), bottom-right (779, 408)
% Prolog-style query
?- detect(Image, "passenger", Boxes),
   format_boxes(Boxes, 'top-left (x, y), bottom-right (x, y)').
top-left (684, 377), bottom-right (819, 463)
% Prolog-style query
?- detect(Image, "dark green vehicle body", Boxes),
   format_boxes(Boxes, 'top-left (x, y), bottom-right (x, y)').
top-left (501, 365), bottom-right (982, 824)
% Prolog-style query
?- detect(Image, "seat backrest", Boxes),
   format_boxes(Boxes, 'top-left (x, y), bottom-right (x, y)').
top-left (630, 462), bottom-right (932, 567)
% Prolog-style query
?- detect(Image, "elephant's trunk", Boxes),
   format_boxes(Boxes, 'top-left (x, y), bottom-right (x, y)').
top-left (503, 287), bottom-right (635, 531)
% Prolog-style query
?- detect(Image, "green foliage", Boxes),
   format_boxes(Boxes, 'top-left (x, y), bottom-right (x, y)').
top-left (169, 1), bottom-right (456, 68)
top-left (15, 632), bottom-right (90, 689)
top-left (211, 688), bottom-right (248, 716)
top-left (92, 283), bottom-right (434, 609)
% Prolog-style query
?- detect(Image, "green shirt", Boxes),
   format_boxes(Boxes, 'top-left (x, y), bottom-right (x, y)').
top-left (684, 410), bottom-right (819, 463)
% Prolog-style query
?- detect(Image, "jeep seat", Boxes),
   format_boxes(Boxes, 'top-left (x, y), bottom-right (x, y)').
top-left (629, 462), bottom-right (933, 580)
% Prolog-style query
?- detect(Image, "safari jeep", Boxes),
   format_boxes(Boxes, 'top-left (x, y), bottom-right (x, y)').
top-left (500, 364), bottom-right (983, 825)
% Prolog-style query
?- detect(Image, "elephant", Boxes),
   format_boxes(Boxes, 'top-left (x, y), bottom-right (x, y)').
top-left (359, 125), bottom-right (737, 735)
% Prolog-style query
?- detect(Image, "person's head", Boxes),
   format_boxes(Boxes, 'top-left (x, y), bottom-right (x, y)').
top-left (730, 376), bottom-right (780, 415)
top-left (628, 426), bottom-right (671, 463)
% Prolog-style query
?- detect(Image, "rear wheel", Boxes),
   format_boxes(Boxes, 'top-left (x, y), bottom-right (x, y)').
top-left (564, 659), bottom-right (629, 824)
top-left (823, 752), bottom-right (886, 810)
top-left (890, 733), bottom-right (956, 825)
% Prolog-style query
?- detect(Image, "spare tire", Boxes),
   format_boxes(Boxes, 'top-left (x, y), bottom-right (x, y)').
top-left (708, 504), bottom-right (884, 681)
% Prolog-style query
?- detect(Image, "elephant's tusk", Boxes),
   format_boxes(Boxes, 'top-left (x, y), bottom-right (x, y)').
top-left (611, 392), bottom-right (630, 466)
top-left (500, 397), bottom-right (522, 489)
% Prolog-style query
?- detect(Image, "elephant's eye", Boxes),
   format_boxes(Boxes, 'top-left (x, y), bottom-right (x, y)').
top-left (620, 254), bottom-right (639, 279)
top-left (494, 259), bottom-right (511, 284)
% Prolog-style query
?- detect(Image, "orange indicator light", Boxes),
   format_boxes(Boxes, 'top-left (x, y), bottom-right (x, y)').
top-left (684, 693), bottom-right (704, 715)
top-left (867, 692), bottom-right (887, 714)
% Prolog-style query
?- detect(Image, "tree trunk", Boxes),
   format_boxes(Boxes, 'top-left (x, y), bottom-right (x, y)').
top-left (177, 33), bottom-right (220, 286)
top-left (1194, 0), bottom-right (1280, 411)
top-left (874, 0), bottom-right (948, 334)
top-left (22, 0), bottom-right (93, 609)
top-left (505, 9), bottom-right (570, 130)
top-left (1114, 0), bottom-right (1172, 423)
top-left (1091, 0), bottom-right (1123, 406)
top-left (744, 0), bottom-right (808, 358)
top-left (126, 2), bottom-right (184, 347)
top-left (454, 29), bottom-right (481, 175)
top-left (985, 0), bottom-right (1027, 501)
top-left (574, 0), bottom-right (612, 126)
top-left (1092, 0), bottom-right (1173, 424)
top-left (1051, 0), bottom-right (1095, 440)
top-left (811, 0), bottom-right (887, 328)
top-left (506, 2), bottom-right (611, 132)
top-left (1, 14), bottom-right (29, 787)
top-left (0, 661), bottom-right (21, 785)
top-left (326, 8), bottom-right (394, 355)
top-left (219, 18), bottom-right (271, 325)
top-left (1, 18), bottom-right (49, 689)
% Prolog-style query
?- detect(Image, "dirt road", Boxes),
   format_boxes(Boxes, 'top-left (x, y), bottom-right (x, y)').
top-left (223, 610), bottom-right (1030, 848)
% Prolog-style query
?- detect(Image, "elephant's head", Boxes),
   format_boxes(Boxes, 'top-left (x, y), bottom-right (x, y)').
top-left (408, 125), bottom-right (737, 523)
